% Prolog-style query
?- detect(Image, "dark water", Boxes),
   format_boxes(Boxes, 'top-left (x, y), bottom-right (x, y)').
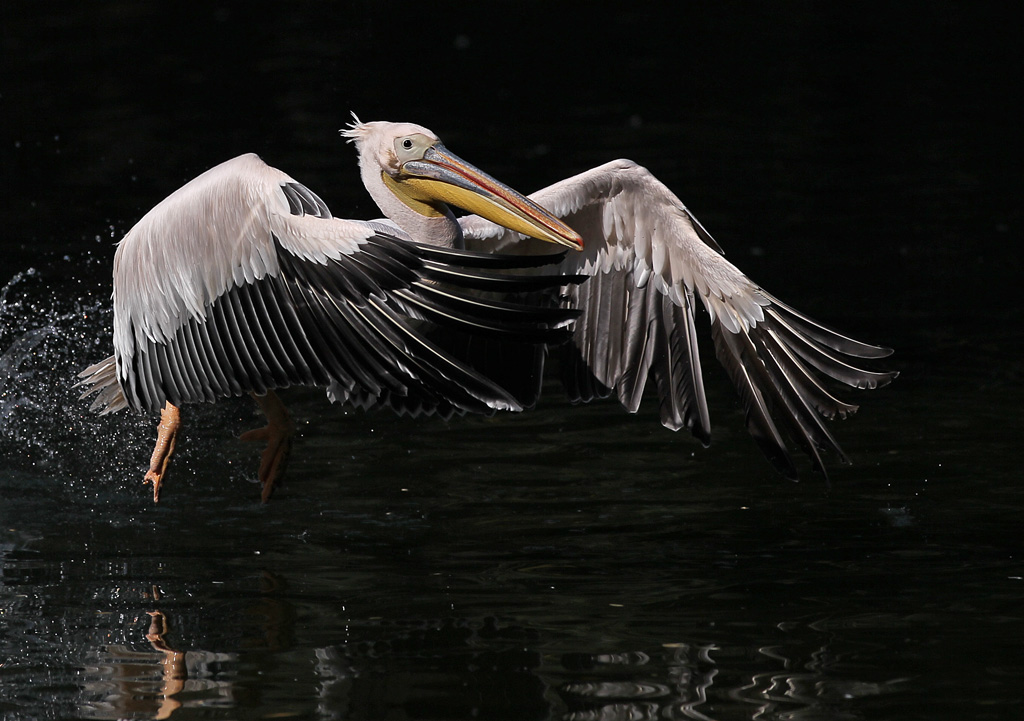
top-left (2, 3), bottom-right (1021, 719)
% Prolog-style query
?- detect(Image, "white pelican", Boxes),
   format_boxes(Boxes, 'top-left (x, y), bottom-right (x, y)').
top-left (77, 130), bottom-right (584, 502)
top-left (80, 118), bottom-right (895, 502)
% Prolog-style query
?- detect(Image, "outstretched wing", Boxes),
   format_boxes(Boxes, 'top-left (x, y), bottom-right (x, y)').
top-left (460, 159), bottom-right (896, 478)
top-left (80, 154), bottom-right (576, 419)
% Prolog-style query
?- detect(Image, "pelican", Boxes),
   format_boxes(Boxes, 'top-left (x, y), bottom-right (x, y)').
top-left (77, 127), bottom-right (584, 502)
top-left (80, 118), bottom-right (895, 504)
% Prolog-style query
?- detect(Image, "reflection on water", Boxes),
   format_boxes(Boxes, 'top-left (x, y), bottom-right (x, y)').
top-left (83, 610), bottom-right (234, 720)
top-left (4, 568), bottom-right (912, 720)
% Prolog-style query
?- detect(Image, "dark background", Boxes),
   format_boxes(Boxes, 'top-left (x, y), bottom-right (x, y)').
top-left (2, 2), bottom-right (1022, 719)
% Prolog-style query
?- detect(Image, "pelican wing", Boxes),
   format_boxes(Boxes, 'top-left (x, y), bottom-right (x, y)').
top-left (80, 154), bottom-right (576, 419)
top-left (460, 160), bottom-right (896, 477)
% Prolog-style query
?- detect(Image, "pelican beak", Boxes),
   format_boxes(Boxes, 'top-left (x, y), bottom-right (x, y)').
top-left (393, 144), bottom-right (583, 250)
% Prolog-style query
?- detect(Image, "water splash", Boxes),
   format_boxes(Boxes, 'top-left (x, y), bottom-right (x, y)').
top-left (0, 258), bottom-right (158, 500)
top-left (0, 325), bottom-right (50, 421)
top-left (0, 254), bottom-right (312, 511)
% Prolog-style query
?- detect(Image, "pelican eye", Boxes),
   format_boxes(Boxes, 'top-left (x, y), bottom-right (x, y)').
top-left (394, 133), bottom-right (434, 164)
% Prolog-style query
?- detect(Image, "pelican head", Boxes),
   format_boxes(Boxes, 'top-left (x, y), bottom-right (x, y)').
top-left (342, 118), bottom-right (582, 250)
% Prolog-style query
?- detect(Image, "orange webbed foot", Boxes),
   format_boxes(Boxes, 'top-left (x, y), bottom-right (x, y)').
top-left (145, 402), bottom-right (181, 502)
top-left (240, 390), bottom-right (295, 502)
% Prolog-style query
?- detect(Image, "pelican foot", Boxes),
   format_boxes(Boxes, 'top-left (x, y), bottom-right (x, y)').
top-left (144, 402), bottom-right (181, 503)
top-left (240, 390), bottom-right (294, 502)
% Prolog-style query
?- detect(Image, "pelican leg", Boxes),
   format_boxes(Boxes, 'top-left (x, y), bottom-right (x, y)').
top-left (144, 402), bottom-right (181, 503)
top-left (239, 390), bottom-right (294, 502)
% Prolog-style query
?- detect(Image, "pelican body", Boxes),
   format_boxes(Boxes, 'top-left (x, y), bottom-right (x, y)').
top-left (80, 118), bottom-right (894, 502)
